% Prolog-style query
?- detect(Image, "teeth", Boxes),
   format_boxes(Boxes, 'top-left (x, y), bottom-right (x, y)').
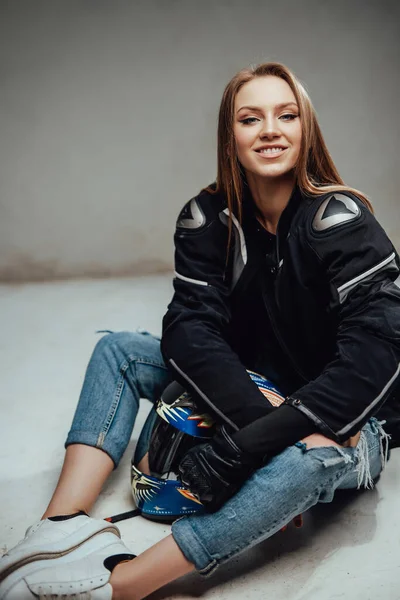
top-left (259, 147), bottom-right (285, 154)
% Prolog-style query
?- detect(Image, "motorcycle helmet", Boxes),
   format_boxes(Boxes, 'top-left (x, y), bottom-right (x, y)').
top-left (131, 371), bottom-right (284, 522)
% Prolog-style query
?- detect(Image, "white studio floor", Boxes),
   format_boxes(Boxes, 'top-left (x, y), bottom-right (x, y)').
top-left (0, 274), bottom-right (399, 600)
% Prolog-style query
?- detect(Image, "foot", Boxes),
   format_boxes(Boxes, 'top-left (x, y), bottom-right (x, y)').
top-left (0, 511), bottom-right (120, 583)
top-left (0, 531), bottom-right (136, 599)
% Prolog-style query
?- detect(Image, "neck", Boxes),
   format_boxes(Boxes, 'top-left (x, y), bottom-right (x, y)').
top-left (245, 171), bottom-right (296, 234)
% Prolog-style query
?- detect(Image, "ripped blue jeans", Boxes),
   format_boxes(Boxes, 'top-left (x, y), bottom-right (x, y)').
top-left (172, 418), bottom-right (390, 575)
top-left (65, 331), bottom-right (390, 576)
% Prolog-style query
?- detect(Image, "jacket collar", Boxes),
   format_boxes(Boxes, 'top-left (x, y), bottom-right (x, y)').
top-left (276, 184), bottom-right (303, 239)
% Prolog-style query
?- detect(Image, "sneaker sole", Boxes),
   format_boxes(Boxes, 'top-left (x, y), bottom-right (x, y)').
top-left (0, 525), bottom-right (119, 583)
top-left (0, 532), bottom-right (126, 600)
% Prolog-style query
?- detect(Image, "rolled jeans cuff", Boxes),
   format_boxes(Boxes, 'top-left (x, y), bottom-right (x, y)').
top-left (65, 429), bottom-right (120, 469)
top-left (171, 517), bottom-right (219, 576)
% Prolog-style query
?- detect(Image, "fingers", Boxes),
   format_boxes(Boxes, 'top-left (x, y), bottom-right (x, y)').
top-left (299, 433), bottom-right (342, 449)
top-left (280, 514), bottom-right (303, 532)
top-left (293, 514), bottom-right (303, 528)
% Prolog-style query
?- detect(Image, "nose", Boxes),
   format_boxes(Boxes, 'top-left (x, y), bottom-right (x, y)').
top-left (260, 114), bottom-right (281, 139)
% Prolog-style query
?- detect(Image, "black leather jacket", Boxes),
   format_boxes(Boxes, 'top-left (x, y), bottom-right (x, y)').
top-left (161, 183), bottom-right (400, 456)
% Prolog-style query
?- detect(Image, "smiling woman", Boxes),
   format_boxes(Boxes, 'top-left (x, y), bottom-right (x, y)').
top-left (235, 79), bottom-right (301, 177)
top-left (212, 62), bottom-right (372, 244)
top-left (1, 61), bottom-right (399, 600)
top-left (234, 77), bottom-right (302, 232)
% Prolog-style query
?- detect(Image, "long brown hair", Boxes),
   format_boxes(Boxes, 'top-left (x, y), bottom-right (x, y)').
top-left (204, 62), bottom-right (372, 249)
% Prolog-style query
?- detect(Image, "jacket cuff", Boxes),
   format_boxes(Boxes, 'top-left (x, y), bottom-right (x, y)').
top-left (285, 396), bottom-right (341, 443)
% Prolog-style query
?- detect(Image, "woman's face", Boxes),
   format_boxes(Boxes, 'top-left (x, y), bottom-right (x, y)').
top-left (233, 76), bottom-right (302, 181)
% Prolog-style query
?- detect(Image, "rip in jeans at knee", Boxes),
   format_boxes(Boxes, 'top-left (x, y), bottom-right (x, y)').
top-left (356, 419), bottom-right (391, 489)
top-left (296, 441), bottom-right (354, 469)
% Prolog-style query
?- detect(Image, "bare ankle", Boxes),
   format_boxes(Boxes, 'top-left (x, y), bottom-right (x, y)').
top-left (110, 563), bottom-right (141, 600)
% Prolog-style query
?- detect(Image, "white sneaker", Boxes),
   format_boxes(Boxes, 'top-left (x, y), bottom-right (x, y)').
top-left (0, 531), bottom-right (136, 599)
top-left (0, 512), bottom-right (119, 583)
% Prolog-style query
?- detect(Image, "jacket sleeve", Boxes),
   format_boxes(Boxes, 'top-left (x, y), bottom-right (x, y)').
top-left (161, 191), bottom-right (275, 430)
top-left (284, 191), bottom-right (400, 443)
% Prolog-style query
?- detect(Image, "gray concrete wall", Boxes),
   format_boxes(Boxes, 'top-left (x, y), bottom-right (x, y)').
top-left (0, 0), bottom-right (398, 281)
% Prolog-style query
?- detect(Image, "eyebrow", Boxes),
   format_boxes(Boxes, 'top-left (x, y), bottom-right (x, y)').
top-left (236, 102), bottom-right (298, 113)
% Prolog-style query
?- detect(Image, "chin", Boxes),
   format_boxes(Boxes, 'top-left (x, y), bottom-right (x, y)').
top-left (252, 165), bottom-right (293, 179)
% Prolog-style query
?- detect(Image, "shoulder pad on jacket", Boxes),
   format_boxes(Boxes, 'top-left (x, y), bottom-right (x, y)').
top-left (176, 186), bottom-right (226, 232)
top-left (311, 192), bottom-right (361, 233)
top-left (176, 197), bottom-right (206, 230)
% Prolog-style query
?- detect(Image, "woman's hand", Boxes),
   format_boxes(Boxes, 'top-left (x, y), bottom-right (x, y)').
top-left (178, 426), bottom-right (258, 512)
top-left (300, 431), bottom-right (361, 449)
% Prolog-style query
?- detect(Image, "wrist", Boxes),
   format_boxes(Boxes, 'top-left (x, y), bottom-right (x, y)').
top-left (213, 426), bottom-right (259, 469)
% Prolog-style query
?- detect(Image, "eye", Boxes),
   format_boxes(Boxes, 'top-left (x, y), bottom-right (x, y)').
top-left (239, 117), bottom-right (259, 125)
top-left (279, 114), bottom-right (298, 121)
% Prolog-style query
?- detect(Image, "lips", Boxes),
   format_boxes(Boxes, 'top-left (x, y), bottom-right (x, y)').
top-left (255, 146), bottom-right (288, 158)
